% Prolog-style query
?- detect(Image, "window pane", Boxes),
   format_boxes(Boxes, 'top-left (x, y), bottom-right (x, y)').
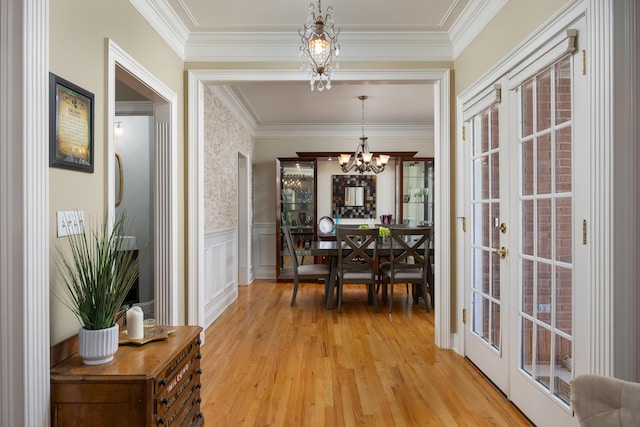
top-left (491, 104), bottom-right (500, 149)
top-left (555, 126), bottom-right (572, 193)
top-left (556, 266), bottom-right (573, 334)
top-left (555, 56), bottom-right (572, 125)
top-left (555, 335), bottom-right (572, 404)
top-left (481, 110), bottom-right (490, 153)
top-left (490, 151), bottom-right (500, 199)
top-left (537, 134), bottom-right (552, 195)
top-left (555, 197), bottom-right (572, 263)
top-left (522, 200), bottom-right (534, 256)
top-left (537, 68), bottom-right (552, 131)
top-left (535, 326), bottom-right (552, 390)
top-left (491, 301), bottom-right (501, 350)
top-left (522, 140), bottom-right (534, 196)
top-left (521, 317), bottom-right (534, 376)
top-left (537, 198), bottom-right (552, 259)
top-left (522, 80), bottom-right (535, 137)
top-left (522, 259), bottom-right (534, 316)
top-left (537, 262), bottom-right (552, 326)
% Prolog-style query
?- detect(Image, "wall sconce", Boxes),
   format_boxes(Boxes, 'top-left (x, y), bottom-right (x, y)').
top-left (114, 121), bottom-right (123, 139)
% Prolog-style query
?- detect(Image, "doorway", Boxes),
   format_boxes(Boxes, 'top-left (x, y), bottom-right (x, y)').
top-left (460, 22), bottom-right (588, 426)
top-left (107, 40), bottom-right (179, 326)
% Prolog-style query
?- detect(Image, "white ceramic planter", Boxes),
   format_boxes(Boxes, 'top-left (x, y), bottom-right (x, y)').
top-left (78, 324), bottom-right (119, 365)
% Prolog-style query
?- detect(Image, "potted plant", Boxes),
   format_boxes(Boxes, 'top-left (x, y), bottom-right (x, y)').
top-left (54, 213), bottom-right (142, 365)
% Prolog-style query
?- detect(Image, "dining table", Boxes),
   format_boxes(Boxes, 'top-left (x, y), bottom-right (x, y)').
top-left (296, 235), bottom-right (433, 310)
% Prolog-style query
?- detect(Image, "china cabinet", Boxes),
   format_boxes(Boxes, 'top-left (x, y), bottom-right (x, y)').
top-left (276, 158), bottom-right (317, 280)
top-left (398, 158), bottom-right (434, 228)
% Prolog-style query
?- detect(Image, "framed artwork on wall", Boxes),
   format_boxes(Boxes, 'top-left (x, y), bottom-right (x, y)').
top-left (49, 73), bottom-right (94, 173)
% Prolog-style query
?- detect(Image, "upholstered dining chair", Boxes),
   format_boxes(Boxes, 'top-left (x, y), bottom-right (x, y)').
top-left (382, 227), bottom-right (432, 313)
top-left (336, 226), bottom-right (379, 313)
top-left (283, 226), bottom-right (331, 307)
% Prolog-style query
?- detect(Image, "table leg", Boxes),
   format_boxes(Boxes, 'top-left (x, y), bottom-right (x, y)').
top-left (326, 256), bottom-right (338, 310)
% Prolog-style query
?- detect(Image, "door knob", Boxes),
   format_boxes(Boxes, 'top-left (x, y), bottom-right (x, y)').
top-left (491, 247), bottom-right (507, 258)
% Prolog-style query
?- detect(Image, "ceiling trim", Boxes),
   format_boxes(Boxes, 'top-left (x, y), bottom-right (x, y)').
top-left (134, 0), bottom-right (508, 64)
top-left (204, 69), bottom-right (439, 139)
top-left (129, 0), bottom-right (189, 60)
top-left (254, 124), bottom-right (434, 140)
top-left (450, 0), bottom-right (508, 58)
top-left (185, 31), bottom-right (453, 62)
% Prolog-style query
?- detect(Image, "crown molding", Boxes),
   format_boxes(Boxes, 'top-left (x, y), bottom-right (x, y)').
top-left (209, 85), bottom-right (258, 136)
top-left (134, 0), bottom-right (510, 64)
top-left (129, 0), bottom-right (189, 60)
top-left (186, 31), bottom-right (453, 62)
top-left (254, 124), bottom-right (434, 140)
top-left (450, 0), bottom-right (508, 59)
top-left (209, 84), bottom-right (434, 139)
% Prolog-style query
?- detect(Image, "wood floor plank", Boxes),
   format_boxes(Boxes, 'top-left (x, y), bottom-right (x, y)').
top-left (199, 280), bottom-right (532, 426)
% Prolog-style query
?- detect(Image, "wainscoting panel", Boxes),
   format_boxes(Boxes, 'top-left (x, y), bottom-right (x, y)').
top-left (204, 228), bottom-right (238, 328)
top-left (253, 223), bottom-right (276, 279)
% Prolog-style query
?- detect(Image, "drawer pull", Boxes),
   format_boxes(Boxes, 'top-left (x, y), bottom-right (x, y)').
top-left (156, 416), bottom-right (166, 424)
top-left (158, 379), bottom-right (167, 386)
top-left (196, 339), bottom-right (202, 345)
top-left (196, 353), bottom-right (202, 359)
top-left (196, 383), bottom-right (202, 389)
top-left (160, 398), bottom-right (168, 405)
top-left (196, 397), bottom-right (202, 403)
top-left (197, 413), bottom-right (203, 419)
top-left (196, 369), bottom-right (202, 375)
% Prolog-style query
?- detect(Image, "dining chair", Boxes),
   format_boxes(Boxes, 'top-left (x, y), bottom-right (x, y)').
top-left (336, 226), bottom-right (379, 313)
top-left (283, 226), bottom-right (331, 307)
top-left (382, 227), bottom-right (432, 313)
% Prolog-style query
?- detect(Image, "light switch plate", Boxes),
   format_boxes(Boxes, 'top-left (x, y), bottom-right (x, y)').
top-left (56, 211), bottom-right (85, 237)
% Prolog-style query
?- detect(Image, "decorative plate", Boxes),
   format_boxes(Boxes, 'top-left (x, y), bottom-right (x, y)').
top-left (119, 326), bottom-right (177, 346)
top-left (318, 216), bottom-right (335, 234)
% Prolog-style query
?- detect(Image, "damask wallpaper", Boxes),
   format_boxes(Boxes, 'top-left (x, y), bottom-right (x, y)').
top-left (203, 86), bottom-right (254, 231)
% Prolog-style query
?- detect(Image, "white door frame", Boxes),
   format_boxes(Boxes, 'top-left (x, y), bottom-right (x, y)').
top-left (107, 39), bottom-right (179, 326)
top-left (187, 68), bottom-right (453, 349)
top-left (238, 148), bottom-right (252, 285)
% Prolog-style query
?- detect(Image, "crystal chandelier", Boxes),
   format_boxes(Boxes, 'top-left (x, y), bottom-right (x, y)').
top-left (298, 0), bottom-right (340, 92)
top-left (338, 96), bottom-right (390, 174)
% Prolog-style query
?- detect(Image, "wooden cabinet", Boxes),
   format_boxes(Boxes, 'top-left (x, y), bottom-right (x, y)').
top-left (398, 158), bottom-right (434, 228)
top-left (276, 158), bottom-right (317, 280)
top-left (51, 326), bottom-right (203, 427)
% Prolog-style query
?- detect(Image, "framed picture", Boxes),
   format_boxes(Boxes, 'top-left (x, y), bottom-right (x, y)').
top-left (49, 73), bottom-right (94, 173)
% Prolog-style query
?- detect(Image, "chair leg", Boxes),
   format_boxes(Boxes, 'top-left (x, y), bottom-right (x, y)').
top-left (290, 279), bottom-right (299, 306)
top-left (388, 282), bottom-right (394, 313)
top-left (422, 282), bottom-right (431, 312)
top-left (337, 281), bottom-right (343, 313)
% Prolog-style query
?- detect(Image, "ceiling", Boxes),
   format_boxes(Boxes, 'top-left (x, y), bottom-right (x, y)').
top-left (133, 0), bottom-right (502, 136)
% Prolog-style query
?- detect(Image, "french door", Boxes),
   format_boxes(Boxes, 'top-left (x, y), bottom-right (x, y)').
top-left (462, 22), bottom-right (587, 426)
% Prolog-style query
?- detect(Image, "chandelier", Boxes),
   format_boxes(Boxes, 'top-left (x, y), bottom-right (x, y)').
top-left (298, 0), bottom-right (340, 92)
top-left (338, 96), bottom-right (390, 174)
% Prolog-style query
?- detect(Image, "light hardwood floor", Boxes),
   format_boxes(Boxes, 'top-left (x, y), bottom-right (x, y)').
top-left (199, 280), bottom-right (532, 426)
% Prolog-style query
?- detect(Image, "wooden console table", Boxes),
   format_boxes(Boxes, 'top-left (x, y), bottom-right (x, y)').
top-left (50, 325), bottom-right (203, 427)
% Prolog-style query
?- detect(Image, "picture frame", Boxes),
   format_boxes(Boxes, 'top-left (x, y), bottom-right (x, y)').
top-left (49, 73), bottom-right (94, 173)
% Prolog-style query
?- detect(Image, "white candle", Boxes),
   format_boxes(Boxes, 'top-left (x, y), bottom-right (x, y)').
top-left (126, 306), bottom-right (144, 339)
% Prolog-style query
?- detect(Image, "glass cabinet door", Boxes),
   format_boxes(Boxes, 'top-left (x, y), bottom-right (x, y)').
top-left (400, 159), bottom-right (434, 227)
top-left (276, 158), bottom-right (317, 280)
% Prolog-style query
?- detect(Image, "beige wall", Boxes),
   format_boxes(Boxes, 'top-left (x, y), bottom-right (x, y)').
top-left (49, 0), bottom-right (185, 344)
top-left (454, 0), bottom-right (571, 94)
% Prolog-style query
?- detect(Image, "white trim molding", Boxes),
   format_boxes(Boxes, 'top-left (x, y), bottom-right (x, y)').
top-left (107, 39), bottom-right (179, 327)
top-left (133, 0), bottom-right (509, 63)
top-left (188, 67), bottom-right (452, 349)
top-left (588, 0), bottom-right (639, 380)
top-left (0, 0), bottom-right (50, 425)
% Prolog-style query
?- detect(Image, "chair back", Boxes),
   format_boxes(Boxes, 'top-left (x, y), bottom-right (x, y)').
top-left (389, 227), bottom-right (431, 280)
top-left (282, 226), bottom-right (299, 272)
top-left (337, 226), bottom-right (378, 277)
